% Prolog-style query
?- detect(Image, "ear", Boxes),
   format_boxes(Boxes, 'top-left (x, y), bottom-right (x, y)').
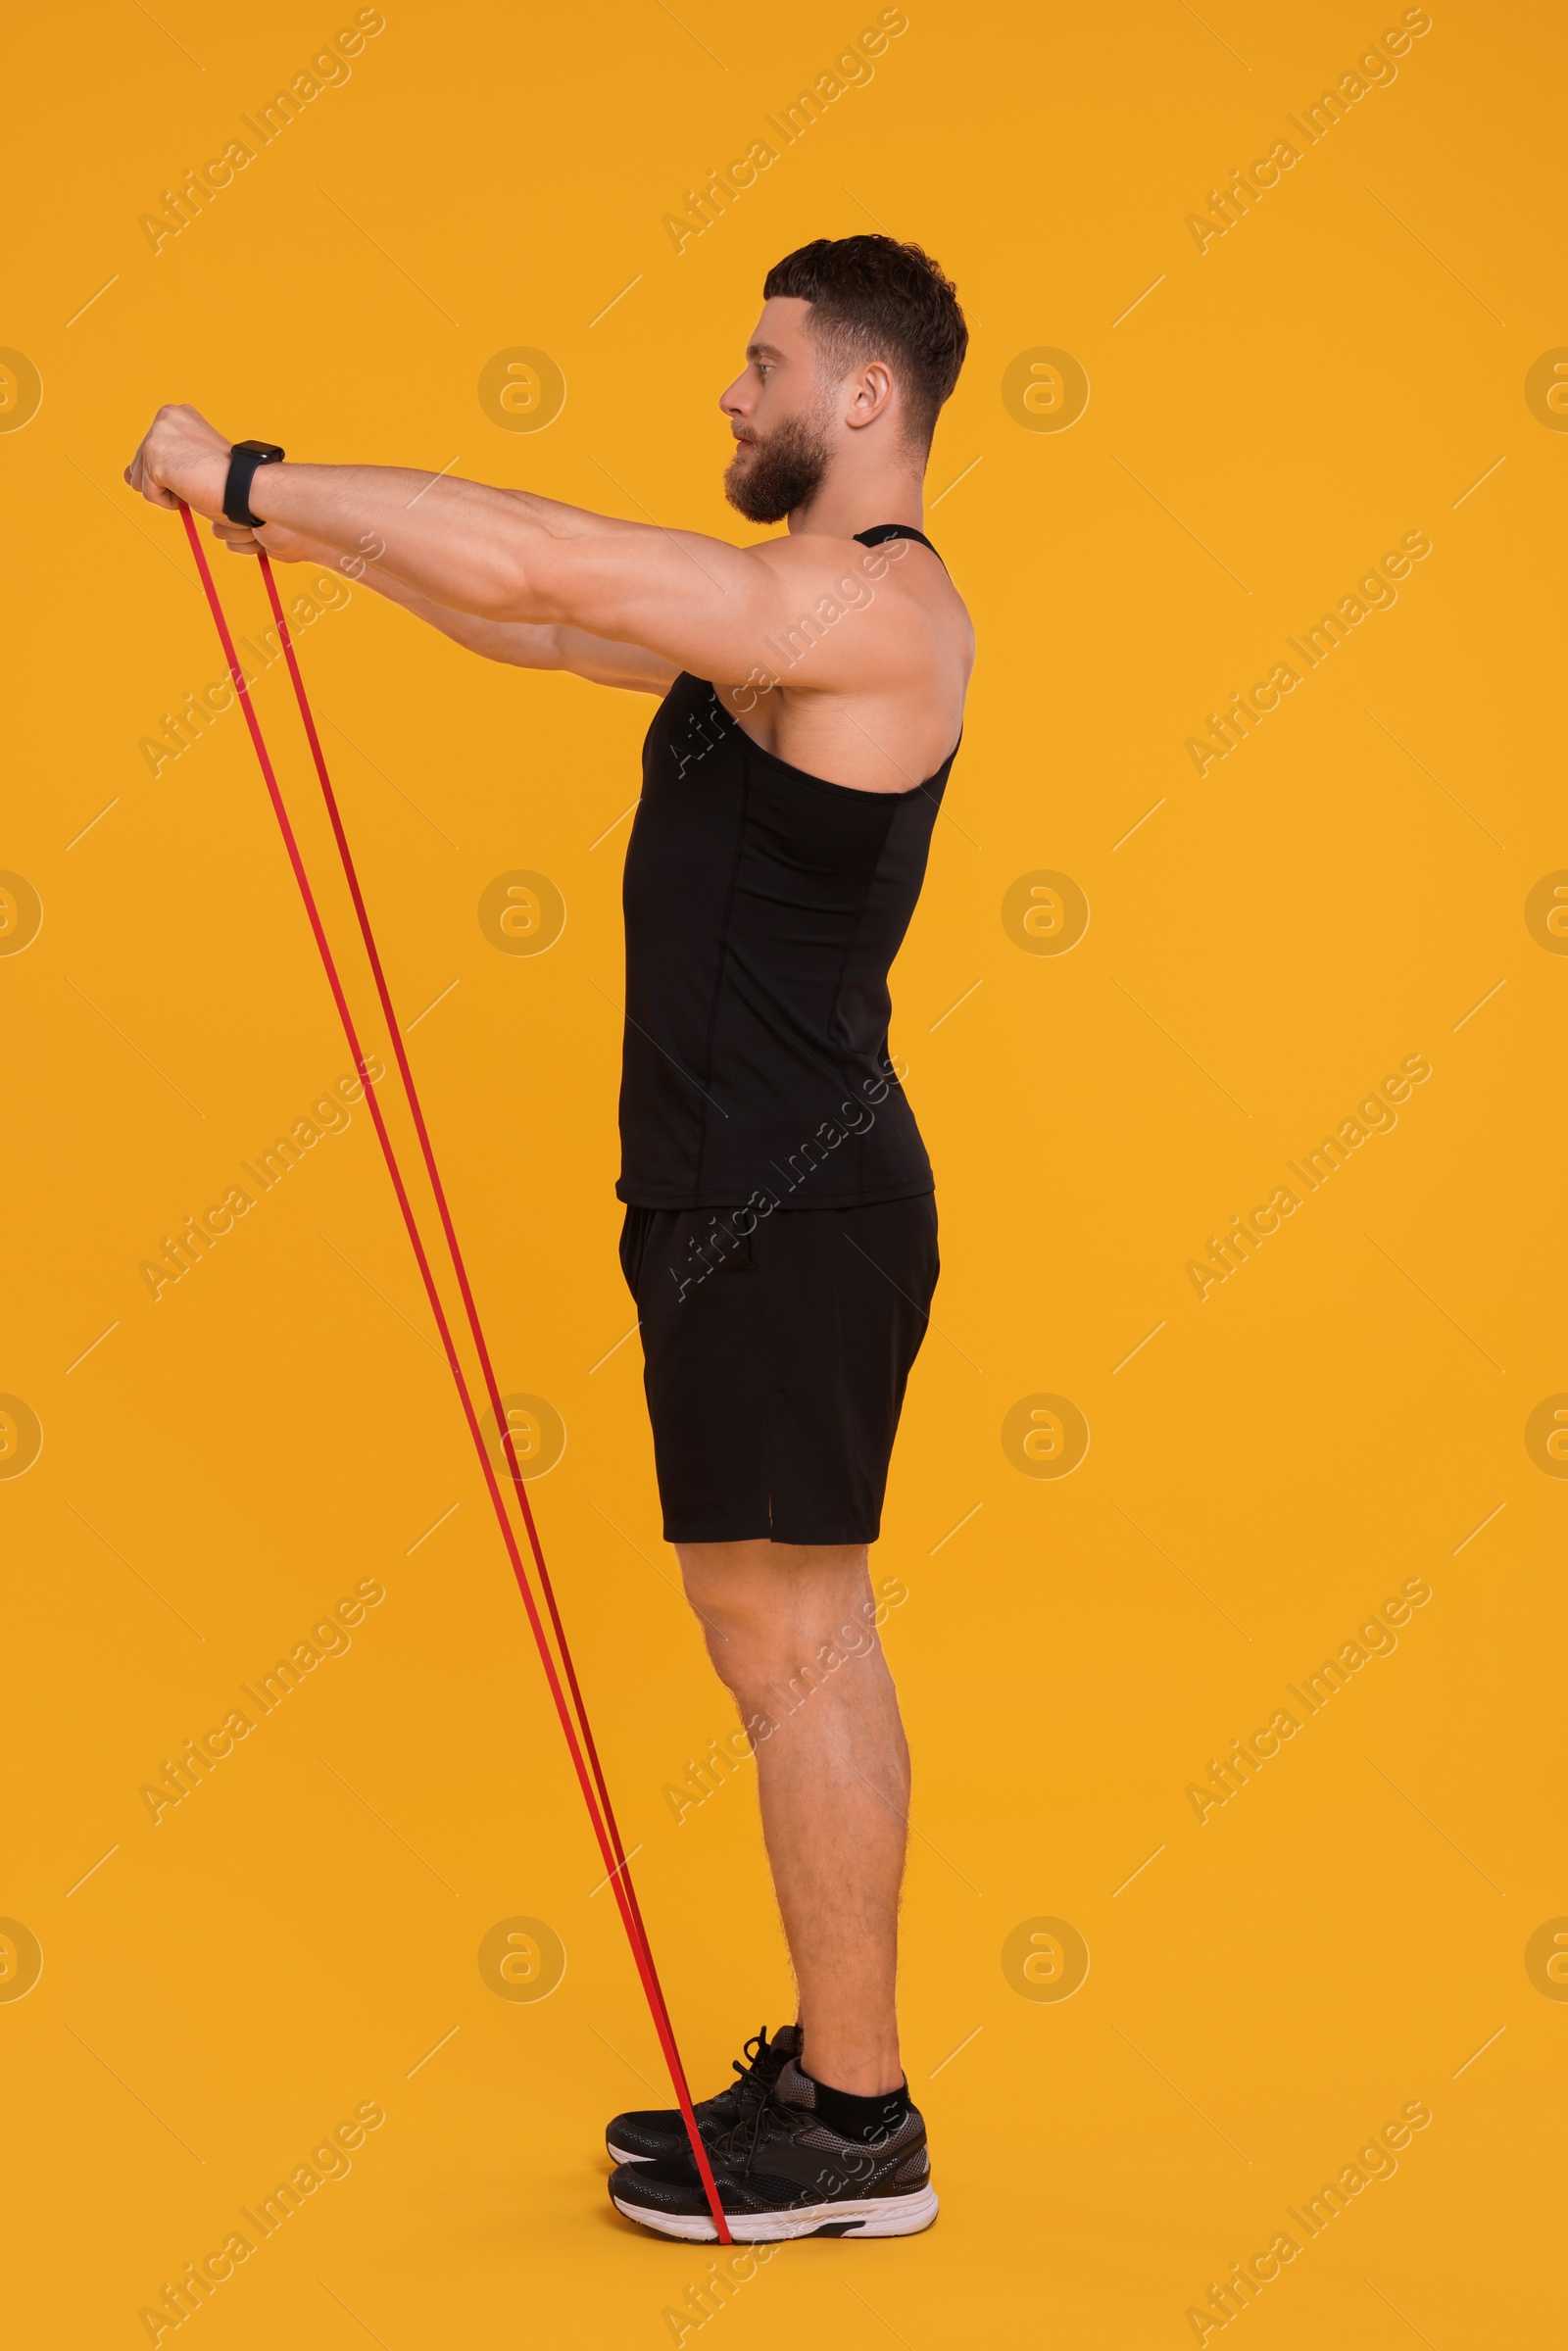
top-left (844, 360), bottom-right (895, 431)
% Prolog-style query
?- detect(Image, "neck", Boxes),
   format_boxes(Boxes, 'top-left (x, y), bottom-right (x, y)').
top-left (787, 458), bottom-right (925, 540)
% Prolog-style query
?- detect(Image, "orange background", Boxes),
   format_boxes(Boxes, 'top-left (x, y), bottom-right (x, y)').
top-left (3, 1), bottom-right (1564, 2342)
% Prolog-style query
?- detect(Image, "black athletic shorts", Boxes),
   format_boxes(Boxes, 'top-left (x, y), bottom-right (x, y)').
top-left (618, 1194), bottom-right (939, 1545)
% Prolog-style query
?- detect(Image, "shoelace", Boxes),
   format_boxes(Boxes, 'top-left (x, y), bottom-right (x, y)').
top-left (712, 2084), bottom-right (782, 2184)
top-left (711, 2030), bottom-right (784, 2128)
top-left (714, 2077), bottom-right (908, 2191)
top-left (730, 2028), bottom-right (778, 2087)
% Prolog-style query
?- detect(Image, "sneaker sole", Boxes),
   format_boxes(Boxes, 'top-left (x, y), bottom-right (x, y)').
top-left (606, 2142), bottom-right (654, 2165)
top-left (612, 2184), bottom-right (939, 2242)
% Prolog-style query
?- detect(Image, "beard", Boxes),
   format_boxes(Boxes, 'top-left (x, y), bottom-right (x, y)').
top-left (723, 412), bottom-right (832, 524)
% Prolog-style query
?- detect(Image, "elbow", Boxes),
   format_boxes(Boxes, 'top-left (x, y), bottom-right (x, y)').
top-left (475, 555), bottom-right (543, 622)
top-left (441, 527), bottom-right (545, 622)
top-left (489, 531), bottom-right (593, 628)
top-left (481, 537), bottom-right (576, 626)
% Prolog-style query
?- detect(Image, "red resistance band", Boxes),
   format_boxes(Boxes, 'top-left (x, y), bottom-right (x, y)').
top-left (176, 503), bottom-right (731, 2243)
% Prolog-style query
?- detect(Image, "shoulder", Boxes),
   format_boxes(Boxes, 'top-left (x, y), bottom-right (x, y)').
top-left (746, 530), bottom-right (908, 589)
top-left (748, 531), bottom-right (965, 630)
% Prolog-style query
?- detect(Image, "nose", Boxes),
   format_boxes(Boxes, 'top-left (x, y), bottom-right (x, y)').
top-left (718, 369), bottom-right (751, 421)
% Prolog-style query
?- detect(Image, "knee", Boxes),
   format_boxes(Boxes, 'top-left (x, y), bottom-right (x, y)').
top-left (690, 1589), bottom-right (785, 1704)
top-left (692, 1594), bottom-right (883, 1716)
top-left (677, 1542), bottom-right (882, 1704)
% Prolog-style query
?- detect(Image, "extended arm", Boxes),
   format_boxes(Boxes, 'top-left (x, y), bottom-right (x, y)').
top-left (209, 514), bottom-right (675, 693)
top-left (370, 581), bottom-right (677, 693)
top-left (127, 407), bottom-right (929, 699)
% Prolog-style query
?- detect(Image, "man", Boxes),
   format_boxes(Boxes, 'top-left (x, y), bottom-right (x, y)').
top-left (127, 233), bottom-right (973, 2241)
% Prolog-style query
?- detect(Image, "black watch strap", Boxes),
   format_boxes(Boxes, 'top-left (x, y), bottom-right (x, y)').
top-left (224, 439), bottom-right (286, 527)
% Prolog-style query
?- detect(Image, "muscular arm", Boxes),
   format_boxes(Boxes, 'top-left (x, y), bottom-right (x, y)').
top-left (378, 585), bottom-right (677, 693)
top-left (210, 516), bottom-right (676, 694)
top-left (127, 407), bottom-right (931, 701)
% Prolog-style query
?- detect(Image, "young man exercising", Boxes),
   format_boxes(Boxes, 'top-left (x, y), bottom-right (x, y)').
top-left (127, 233), bottom-right (972, 2241)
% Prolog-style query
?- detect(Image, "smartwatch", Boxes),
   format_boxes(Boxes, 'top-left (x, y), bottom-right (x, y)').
top-left (223, 439), bottom-right (286, 527)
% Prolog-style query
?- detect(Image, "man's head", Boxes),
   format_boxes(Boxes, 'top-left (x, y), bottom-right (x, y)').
top-left (721, 234), bottom-right (967, 524)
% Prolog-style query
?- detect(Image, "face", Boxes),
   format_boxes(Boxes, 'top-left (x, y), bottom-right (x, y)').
top-left (719, 297), bottom-right (834, 525)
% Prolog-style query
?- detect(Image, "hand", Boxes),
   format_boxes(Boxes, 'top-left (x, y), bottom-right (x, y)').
top-left (123, 405), bottom-right (233, 518)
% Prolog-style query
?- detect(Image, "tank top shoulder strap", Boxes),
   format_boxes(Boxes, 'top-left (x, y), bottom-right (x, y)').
top-left (854, 522), bottom-right (946, 569)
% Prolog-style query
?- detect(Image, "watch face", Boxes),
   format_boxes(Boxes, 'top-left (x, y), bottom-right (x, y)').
top-left (225, 440), bottom-right (285, 524)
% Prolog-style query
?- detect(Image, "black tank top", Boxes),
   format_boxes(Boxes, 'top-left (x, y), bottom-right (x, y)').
top-left (616, 526), bottom-right (957, 1210)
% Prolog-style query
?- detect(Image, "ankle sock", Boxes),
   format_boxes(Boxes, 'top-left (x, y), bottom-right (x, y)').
top-left (802, 2069), bottom-right (911, 2145)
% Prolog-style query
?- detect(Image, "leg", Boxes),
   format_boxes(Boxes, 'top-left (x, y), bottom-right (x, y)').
top-left (677, 1538), bottom-right (909, 2095)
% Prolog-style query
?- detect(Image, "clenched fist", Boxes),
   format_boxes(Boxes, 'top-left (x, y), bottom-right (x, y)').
top-left (125, 406), bottom-right (323, 563)
top-left (124, 405), bottom-right (233, 517)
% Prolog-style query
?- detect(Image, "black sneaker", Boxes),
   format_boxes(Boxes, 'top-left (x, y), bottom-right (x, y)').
top-left (606, 2024), bottom-right (800, 2166)
top-left (608, 2056), bottom-right (938, 2241)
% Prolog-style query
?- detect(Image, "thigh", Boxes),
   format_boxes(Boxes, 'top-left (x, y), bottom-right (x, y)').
top-left (760, 1194), bottom-right (939, 1546)
top-left (626, 1207), bottom-right (772, 1543)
